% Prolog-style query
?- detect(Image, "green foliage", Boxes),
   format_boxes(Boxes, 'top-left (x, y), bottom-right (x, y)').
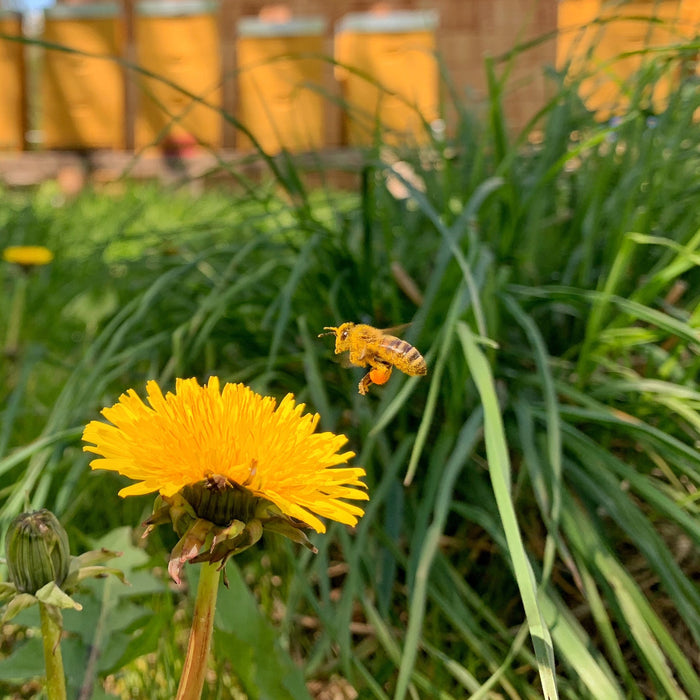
top-left (0, 528), bottom-right (163, 698)
top-left (2, 26), bottom-right (700, 700)
top-left (214, 563), bottom-right (310, 700)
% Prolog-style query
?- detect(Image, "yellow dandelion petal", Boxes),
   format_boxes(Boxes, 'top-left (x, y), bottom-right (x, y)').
top-left (82, 377), bottom-right (368, 532)
top-left (3, 245), bottom-right (54, 267)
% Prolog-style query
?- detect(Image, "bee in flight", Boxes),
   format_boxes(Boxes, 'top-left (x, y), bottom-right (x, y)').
top-left (318, 322), bottom-right (427, 395)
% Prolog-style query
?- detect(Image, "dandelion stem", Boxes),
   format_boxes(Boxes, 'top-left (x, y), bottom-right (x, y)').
top-left (175, 562), bottom-right (221, 700)
top-left (5, 271), bottom-right (27, 358)
top-left (39, 602), bottom-right (67, 700)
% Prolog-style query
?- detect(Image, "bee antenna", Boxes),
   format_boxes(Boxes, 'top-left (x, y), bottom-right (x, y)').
top-left (317, 327), bottom-right (338, 338)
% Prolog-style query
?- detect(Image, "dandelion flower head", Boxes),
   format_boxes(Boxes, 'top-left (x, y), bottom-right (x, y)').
top-left (82, 377), bottom-right (368, 533)
top-left (3, 245), bottom-right (54, 267)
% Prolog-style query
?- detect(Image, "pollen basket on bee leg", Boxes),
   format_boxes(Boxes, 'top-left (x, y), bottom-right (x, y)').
top-left (369, 366), bottom-right (392, 386)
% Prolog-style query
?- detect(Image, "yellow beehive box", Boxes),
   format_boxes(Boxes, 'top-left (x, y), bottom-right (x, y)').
top-left (42, 2), bottom-right (124, 149)
top-left (335, 10), bottom-right (439, 146)
top-left (0, 11), bottom-right (24, 150)
top-left (557, 0), bottom-right (700, 120)
top-left (135, 0), bottom-right (221, 151)
top-left (236, 15), bottom-right (326, 154)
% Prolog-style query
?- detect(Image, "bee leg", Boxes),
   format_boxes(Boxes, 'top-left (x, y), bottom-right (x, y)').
top-left (369, 363), bottom-right (392, 386)
top-left (348, 348), bottom-right (367, 367)
top-left (358, 372), bottom-right (373, 395)
top-left (359, 362), bottom-right (392, 395)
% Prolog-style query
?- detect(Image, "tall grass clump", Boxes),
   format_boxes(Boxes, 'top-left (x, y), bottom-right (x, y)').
top-left (2, 26), bottom-right (700, 700)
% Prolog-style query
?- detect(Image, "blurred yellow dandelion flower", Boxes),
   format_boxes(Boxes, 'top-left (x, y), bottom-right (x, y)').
top-left (82, 377), bottom-right (368, 533)
top-left (3, 245), bottom-right (54, 267)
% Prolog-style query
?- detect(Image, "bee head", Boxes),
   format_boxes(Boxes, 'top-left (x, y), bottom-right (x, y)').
top-left (318, 323), bottom-right (355, 353)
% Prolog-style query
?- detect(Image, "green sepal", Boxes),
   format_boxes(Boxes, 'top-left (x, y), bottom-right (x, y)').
top-left (0, 581), bottom-right (17, 603)
top-left (2, 592), bottom-right (37, 622)
top-left (71, 547), bottom-right (122, 569)
top-left (264, 518), bottom-right (318, 553)
top-left (211, 519), bottom-right (246, 546)
top-left (254, 500), bottom-right (285, 520)
top-left (164, 493), bottom-right (200, 538)
top-left (59, 549), bottom-right (126, 592)
top-left (141, 500), bottom-right (173, 538)
top-left (193, 519), bottom-right (264, 567)
top-left (168, 518), bottom-right (217, 584)
top-left (35, 581), bottom-right (82, 611)
top-left (146, 480), bottom-right (323, 585)
top-left (69, 565), bottom-right (129, 587)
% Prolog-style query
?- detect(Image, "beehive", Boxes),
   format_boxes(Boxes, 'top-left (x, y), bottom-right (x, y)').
top-left (335, 10), bottom-right (440, 145)
top-left (42, 2), bottom-right (124, 149)
top-left (135, 0), bottom-right (222, 151)
top-left (557, 0), bottom-right (700, 119)
top-left (236, 15), bottom-right (326, 153)
top-left (0, 11), bottom-right (24, 150)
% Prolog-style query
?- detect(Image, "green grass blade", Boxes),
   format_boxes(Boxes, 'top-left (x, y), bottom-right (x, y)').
top-left (559, 423), bottom-right (700, 544)
top-left (394, 410), bottom-right (483, 700)
top-left (351, 658), bottom-right (391, 700)
top-left (511, 285), bottom-right (700, 347)
top-left (503, 295), bottom-right (562, 583)
top-left (576, 561), bottom-right (646, 698)
top-left (456, 321), bottom-right (559, 700)
top-left (362, 597), bottom-right (456, 700)
top-left (402, 283), bottom-right (465, 485)
top-left (297, 315), bottom-right (333, 425)
top-left (539, 583), bottom-right (626, 699)
top-left (265, 232), bottom-right (322, 380)
top-left (562, 497), bottom-right (700, 698)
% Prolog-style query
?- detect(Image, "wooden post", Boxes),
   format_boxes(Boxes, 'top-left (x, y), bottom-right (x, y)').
top-left (220, 0), bottom-right (238, 148)
top-left (122, 0), bottom-right (135, 151)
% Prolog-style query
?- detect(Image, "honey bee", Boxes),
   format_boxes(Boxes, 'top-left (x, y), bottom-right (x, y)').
top-left (318, 322), bottom-right (427, 395)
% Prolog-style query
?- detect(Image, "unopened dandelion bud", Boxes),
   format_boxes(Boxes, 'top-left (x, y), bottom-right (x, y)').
top-left (5, 510), bottom-right (70, 594)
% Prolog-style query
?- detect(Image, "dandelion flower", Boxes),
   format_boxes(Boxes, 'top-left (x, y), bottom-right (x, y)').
top-left (4, 246), bottom-right (54, 358)
top-left (83, 377), bottom-right (368, 535)
top-left (82, 378), bottom-right (367, 698)
top-left (3, 245), bottom-right (54, 268)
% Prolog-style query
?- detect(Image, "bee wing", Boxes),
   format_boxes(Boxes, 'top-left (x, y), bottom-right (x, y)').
top-left (338, 355), bottom-right (356, 369)
top-left (379, 322), bottom-right (412, 334)
top-left (322, 353), bottom-right (356, 369)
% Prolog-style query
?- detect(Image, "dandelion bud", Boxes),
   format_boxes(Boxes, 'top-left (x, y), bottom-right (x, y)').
top-left (5, 510), bottom-right (70, 594)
